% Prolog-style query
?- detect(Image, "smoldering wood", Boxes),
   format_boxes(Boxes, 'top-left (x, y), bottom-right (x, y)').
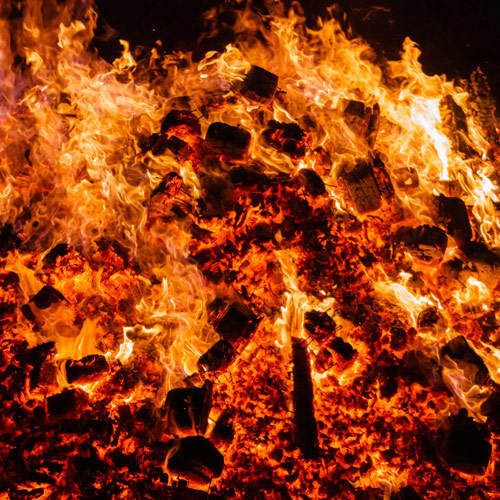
top-left (198, 340), bottom-right (235, 372)
top-left (304, 310), bottom-right (336, 340)
top-left (263, 120), bottom-right (306, 158)
top-left (31, 285), bottom-right (67, 310)
top-left (438, 410), bottom-right (491, 474)
top-left (396, 225), bottom-right (447, 262)
top-left (440, 335), bottom-right (489, 385)
top-left (240, 65), bottom-right (279, 103)
top-left (391, 486), bottom-right (423, 500)
top-left (164, 380), bottom-right (213, 436)
top-left (151, 172), bottom-right (184, 200)
top-left (0, 223), bottom-right (21, 257)
top-left (161, 110), bottom-right (201, 135)
top-left (437, 194), bottom-right (472, 244)
top-left (172, 481), bottom-right (210, 500)
top-left (329, 336), bottom-right (356, 360)
top-left (210, 410), bottom-right (235, 446)
top-left (292, 337), bottom-right (319, 459)
top-left (43, 243), bottom-right (70, 266)
top-left (205, 122), bottom-right (251, 159)
top-left (372, 157), bottom-right (394, 201)
top-left (366, 103), bottom-right (381, 148)
top-left (402, 350), bottom-right (442, 389)
top-left (297, 169), bottom-right (326, 197)
top-left (165, 436), bottom-right (224, 484)
top-left (215, 302), bottom-right (258, 345)
top-left (47, 389), bottom-right (77, 416)
top-left (461, 240), bottom-right (500, 287)
top-left (65, 354), bottom-right (108, 384)
top-left (340, 161), bottom-right (382, 214)
top-left (439, 95), bottom-right (474, 155)
top-left (417, 307), bottom-right (446, 332)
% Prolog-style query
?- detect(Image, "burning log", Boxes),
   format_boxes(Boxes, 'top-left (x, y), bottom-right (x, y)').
top-left (164, 380), bottom-right (213, 436)
top-left (461, 241), bottom-right (500, 288)
top-left (437, 410), bottom-right (491, 474)
top-left (214, 301), bottom-right (259, 346)
top-left (165, 436), bottom-right (224, 484)
top-left (240, 65), bottom-right (279, 103)
top-left (211, 410), bottom-right (235, 446)
top-left (402, 350), bottom-right (442, 389)
top-left (343, 100), bottom-right (380, 146)
top-left (340, 161), bottom-right (382, 214)
top-left (439, 95), bottom-right (473, 155)
top-left (65, 354), bottom-right (108, 384)
top-left (198, 340), bottom-right (235, 372)
top-left (205, 122), bottom-right (251, 160)
top-left (396, 225), bottom-right (448, 262)
top-left (304, 310), bottom-right (336, 341)
top-left (161, 110), bottom-right (201, 136)
top-left (292, 337), bottom-right (319, 459)
top-left (263, 120), bottom-right (306, 158)
top-left (372, 157), bottom-right (395, 202)
top-left (391, 486), bottom-right (423, 500)
top-left (297, 169), bottom-right (326, 197)
top-left (437, 194), bottom-right (472, 244)
top-left (46, 389), bottom-right (86, 417)
top-left (417, 307), bottom-right (447, 333)
top-left (18, 341), bottom-right (56, 391)
top-left (0, 224), bottom-right (21, 257)
top-left (440, 336), bottom-right (489, 385)
top-left (30, 285), bottom-right (67, 310)
top-left (151, 172), bottom-right (184, 201)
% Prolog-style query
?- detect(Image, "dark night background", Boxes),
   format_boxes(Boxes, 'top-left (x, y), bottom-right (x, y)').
top-left (93, 0), bottom-right (500, 101)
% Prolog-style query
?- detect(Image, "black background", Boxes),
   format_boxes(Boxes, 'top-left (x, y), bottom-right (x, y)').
top-left (93, 0), bottom-right (500, 100)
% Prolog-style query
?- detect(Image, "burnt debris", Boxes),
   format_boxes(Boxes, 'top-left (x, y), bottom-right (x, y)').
top-left (205, 122), bottom-right (251, 159)
top-left (240, 65), bottom-right (279, 103)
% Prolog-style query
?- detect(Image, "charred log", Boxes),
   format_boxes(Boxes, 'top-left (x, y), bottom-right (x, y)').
top-left (161, 110), bottom-right (200, 135)
top-left (297, 169), bottom-right (326, 197)
top-left (396, 225), bottom-right (447, 262)
top-left (391, 486), bottom-right (422, 500)
top-left (31, 285), bottom-right (67, 310)
top-left (304, 310), bottom-right (336, 340)
top-left (343, 100), bottom-right (380, 146)
top-left (65, 355), bottom-right (108, 384)
top-left (214, 302), bottom-right (259, 345)
top-left (0, 224), bottom-right (21, 257)
top-left (47, 389), bottom-right (84, 417)
top-left (292, 337), bottom-right (319, 459)
top-left (165, 436), bottom-right (224, 484)
top-left (240, 65), bottom-right (279, 103)
top-left (263, 120), bottom-right (306, 158)
top-left (198, 340), bottom-right (235, 372)
top-left (205, 122), bottom-right (251, 159)
top-left (211, 410), bottom-right (235, 446)
top-left (440, 336), bottom-right (489, 385)
top-left (164, 380), bottom-right (213, 436)
top-left (461, 241), bottom-right (500, 288)
top-left (340, 161), bottom-right (382, 214)
top-left (437, 194), bottom-right (472, 244)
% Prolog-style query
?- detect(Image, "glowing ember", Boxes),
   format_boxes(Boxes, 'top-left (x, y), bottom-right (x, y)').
top-left (1, 1), bottom-right (500, 499)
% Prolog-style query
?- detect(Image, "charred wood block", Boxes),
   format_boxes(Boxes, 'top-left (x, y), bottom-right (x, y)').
top-left (391, 486), bottom-right (422, 500)
top-left (173, 482), bottom-right (210, 500)
top-left (329, 337), bottom-right (356, 361)
top-left (165, 136), bottom-right (192, 159)
top-left (198, 340), bottom-right (235, 372)
top-left (164, 380), bottom-right (213, 436)
top-left (65, 354), bottom-right (108, 384)
top-left (462, 241), bottom-right (500, 287)
top-left (341, 162), bottom-right (381, 214)
top-left (165, 436), bottom-right (224, 484)
top-left (20, 342), bottom-right (56, 366)
top-left (344, 100), bottom-right (372, 139)
top-left (211, 410), bottom-right (234, 446)
top-left (292, 337), bottom-right (319, 459)
top-left (297, 169), bottom-right (326, 197)
top-left (0, 224), bottom-right (21, 257)
top-left (304, 310), bottom-right (336, 340)
top-left (439, 410), bottom-right (491, 473)
top-left (396, 225), bottom-right (447, 262)
top-left (161, 110), bottom-right (201, 135)
top-left (441, 336), bottom-right (488, 385)
top-left (417, 307), bottom-right (447, 332)
top-left (240, 65), bottom-right (278, 103)
top-left (215, 302), bottom-right (258, 345)
top-left (437, 195), bottom-right (472, 244)
top-left (43, 243), bottom-right (70, 266)
top-left (205, 122), bottom-right (251, 159)
top-left (47, 389), bottom-right (77, 416)
top-left (372, 157), bottom-right (394, 201)
top-left (402, 349), bottom-right (441, 388)
top-left (31, 285), bottom-right (67, 310)
top-left (263, 120), bottom-right (306, 158)
top-left (367, 103), bottom-right (381, 148)
top-left (152, 172), bottom-right (184, 200)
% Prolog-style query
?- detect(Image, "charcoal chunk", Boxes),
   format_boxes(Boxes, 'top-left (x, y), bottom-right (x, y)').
top-left (43, 243), bottom-right (70, 266)
top-left (263, 120), bottom-right (306, 158)
top-left (297, 169), bottom-right (326, 197)
top-left (164, 380), bottom-right (213, 436)
top-left (441, 336), bottom-right (488, 385)
top-left (0, 224), bottom-right (21, 257)
top-left (31, 285), bottom-right (67, 310)
top-left (461, 241), bottom-right (500, 287)
top-left (240, 65), bottom-right (278, 103)
top-left (47, 389), bottom-right (77, 416)
top-left (205, 122), bottom-right (251, 159)
top-left (396, 225), bottom-right (447, 262)
top-left (292, 338), bottom-right (319, 459)
top-left (344, 100), bottom-right (380, 145)
top-left (65, 354), bottom-right (108, 384)
top-left (152, 172), bottom-right (184, 199)
top-left (304, 310), bottom-right (336, 340)
top-left (391, 486), bottom-right (422, 500)
top-left (439, 410), bottom-right (491, 473)
top-left (341, 162), bottom-right (381, 214)
top-left (329, 337), bottom-right (356, 360)
top-left (215, 302), bottom-right (258, 345)
top-left (437, 195), bottom-right (472, 244)
top-left (198, 340), bottom-right (235, 372)
top-left (165, 436), bottom-right (224, 484)
top-left (211, 410), bottom-right (234, 446)
top-left (20, 342), bottom-right (56, 366)
top-left (402, 349), bottom-right (441, 388)
top-left (161, 110), bottom-right (200, 135)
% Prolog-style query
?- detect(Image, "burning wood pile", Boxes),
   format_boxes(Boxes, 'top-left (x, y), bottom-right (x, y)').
top-left (1, 1), bottom-right (500, 498)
